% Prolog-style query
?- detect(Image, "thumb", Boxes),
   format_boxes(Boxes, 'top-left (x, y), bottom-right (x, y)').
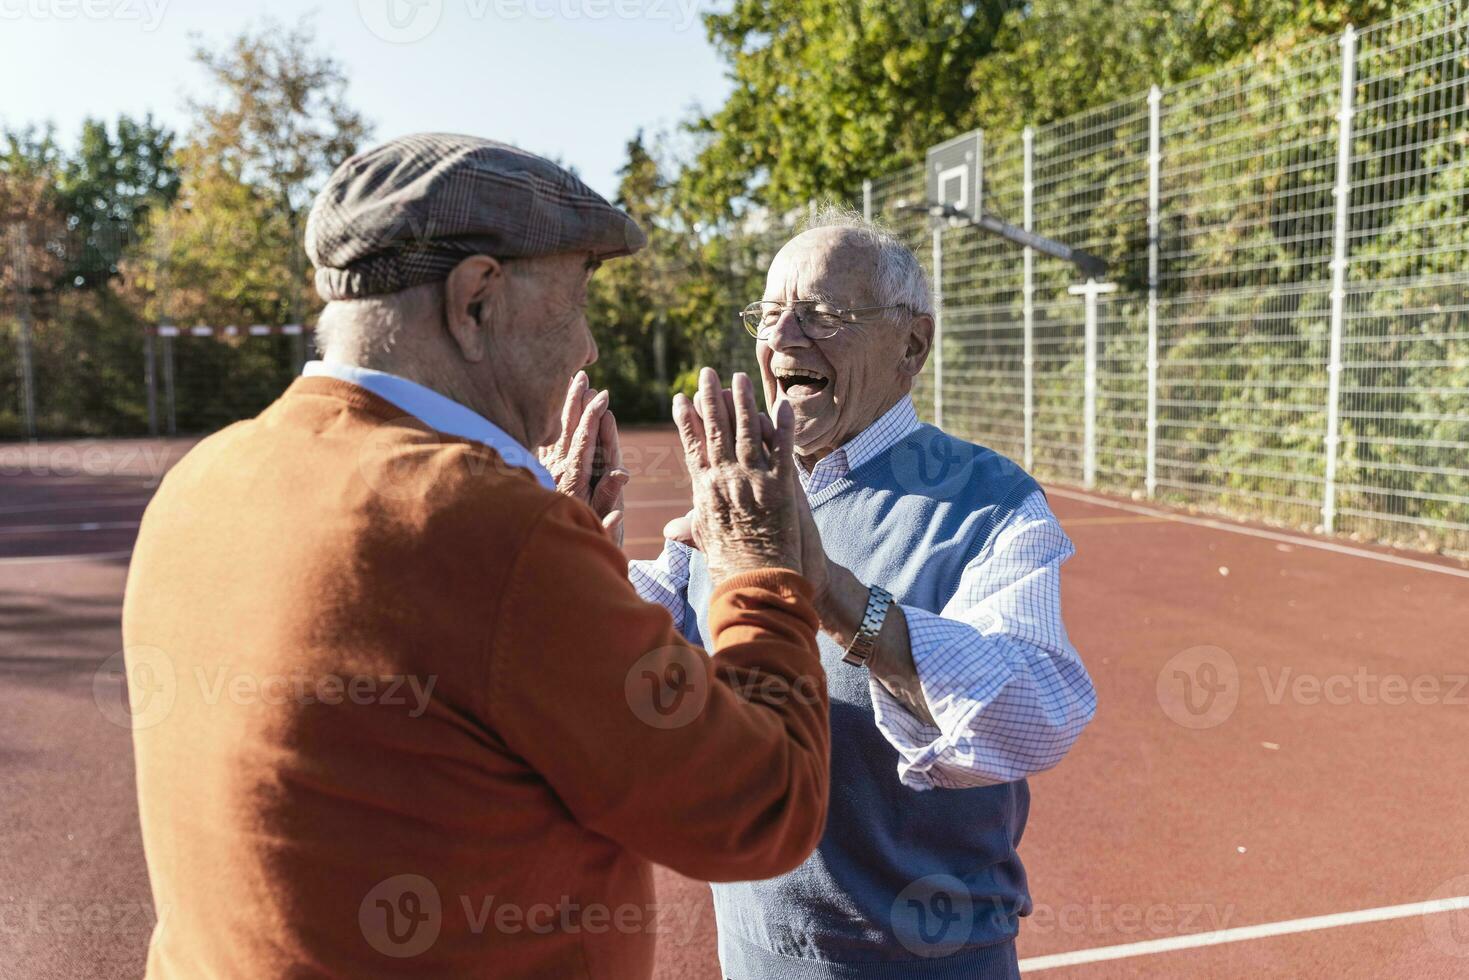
top-left (662, 509), bottom-right (699, 550)
top-left (592, 468), bottom-right (630, 516)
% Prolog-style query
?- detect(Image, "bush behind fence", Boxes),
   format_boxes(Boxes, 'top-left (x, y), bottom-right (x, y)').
top-left (868, 0), bottom-right (1468, 557)
top-left (3, 0), bottom-right (1466, 557)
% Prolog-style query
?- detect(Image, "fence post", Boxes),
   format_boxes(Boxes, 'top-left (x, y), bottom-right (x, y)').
top-left (862, 179), bottom-right (873, 222)
top-left (931, 224), bottom-right (944, 428)
top-left (1323, 24), bottom-right (1357, 534)
top-left (161, 330), bottom-right (177, 435)
top-left (1070, 280), bottom-right (1117, 488)
top-left (7, 223), bottom-right (38, 440)
top-left (144, 329), bottom-right (159, 436)
top-left (1146, 86), bottom-right (1162, 498)
top-left (1022, 127), bottom-right (1035, 472)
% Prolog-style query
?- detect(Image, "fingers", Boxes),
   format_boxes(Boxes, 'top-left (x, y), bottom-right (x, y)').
top-left (770, 397), bottom-right (795, 481)
top-left (601, 509), bottom-right (624, 546)
top-left (673, 393), bottom-right (707, 470)
top-left (597, 406), bottom-right (623, 475)
top-left (592, 466), bottom-right (629, 518)
top-left (731, 372), bottom-right (763, 467)
top-left (567, 388), bottom-right (610, 493)
top-left (557, 371), bottom-right (590, 456)
top-left (697, 367), bottom-right (734, 462)
top-left (590, 408), bottom-right (628, 516)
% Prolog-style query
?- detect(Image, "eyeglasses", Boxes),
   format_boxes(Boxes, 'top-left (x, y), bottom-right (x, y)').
top-left (739, 300), bottom-right (915, 340)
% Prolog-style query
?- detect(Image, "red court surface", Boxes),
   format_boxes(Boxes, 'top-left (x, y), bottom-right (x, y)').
top-left (3, 427), bottom-right (1468, 979)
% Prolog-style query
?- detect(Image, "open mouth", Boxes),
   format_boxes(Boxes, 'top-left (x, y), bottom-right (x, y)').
top-left (773, 368), bottom-right (830, 397)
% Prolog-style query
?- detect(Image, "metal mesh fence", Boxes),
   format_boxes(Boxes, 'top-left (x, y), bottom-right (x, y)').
top-left (2, 0), bottom-right (1465, 556)
top-left (891, 0), bottom-right (1468, 557)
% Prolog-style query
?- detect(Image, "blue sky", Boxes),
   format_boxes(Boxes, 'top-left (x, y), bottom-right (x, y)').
top-left (0, 0), bottom-right (732, 197)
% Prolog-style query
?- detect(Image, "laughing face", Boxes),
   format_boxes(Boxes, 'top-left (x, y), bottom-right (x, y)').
top-left (756, 226), bottom-right (933, 464)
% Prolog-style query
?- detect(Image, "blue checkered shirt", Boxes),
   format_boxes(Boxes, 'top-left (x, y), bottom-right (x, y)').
top-left (629, 397), bottom-right (1094, 791)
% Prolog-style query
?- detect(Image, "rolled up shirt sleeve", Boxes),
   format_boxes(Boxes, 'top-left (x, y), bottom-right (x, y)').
top-left (628, 540), bottom-right (694, 639)
top-left (870, 491), bottom-right (1097, 791)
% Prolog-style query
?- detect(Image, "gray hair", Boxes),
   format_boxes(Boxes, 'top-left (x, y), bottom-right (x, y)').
top-left (802, 204), bottom-right (934, 318)
top-left (313, 281), bottom-right (441, 365)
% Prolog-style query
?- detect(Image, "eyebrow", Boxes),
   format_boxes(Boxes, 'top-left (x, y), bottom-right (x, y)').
top-left (768, 290), bottom-right (837, 305)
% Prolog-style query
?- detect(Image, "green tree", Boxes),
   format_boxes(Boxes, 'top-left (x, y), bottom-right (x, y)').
top-left (588, 133), bottom-right (677, 420)
top-left (122, 17), bottom-right (371, 431)
top-left (967, 0), bottom-right (1401, 133)
top-left (56, 114), bottom-right (179, 289)
top-left (682, 0), bottom-right (1019, 218)
top-left (186, 16), bottom-right (371, 323)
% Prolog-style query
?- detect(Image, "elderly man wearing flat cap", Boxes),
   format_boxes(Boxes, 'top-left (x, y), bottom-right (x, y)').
top-left (123, 133), bottom-right (831, 978)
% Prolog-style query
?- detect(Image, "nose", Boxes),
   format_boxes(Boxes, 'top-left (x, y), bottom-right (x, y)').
top-left (583, 322), bottom-right (599, 368)
top-left (764, 307), bottom-right (812, 351)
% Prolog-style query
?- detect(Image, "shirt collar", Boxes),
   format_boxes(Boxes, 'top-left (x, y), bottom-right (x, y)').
top-left (840, 396), bottom-right (922, 473)
top-left (303, 360), bottom-right (555, 490)
top-left (801, 396), bottom-right (922, 486)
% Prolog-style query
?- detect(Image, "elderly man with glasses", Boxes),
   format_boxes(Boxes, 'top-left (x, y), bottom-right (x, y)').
top-left (613, 209), bottom-right (1098, 979)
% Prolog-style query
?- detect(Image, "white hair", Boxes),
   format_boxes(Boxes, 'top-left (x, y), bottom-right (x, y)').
top-left (312, 281), bottom-right (441, 365)
top-left (803, 204), bottom-right (934, 318)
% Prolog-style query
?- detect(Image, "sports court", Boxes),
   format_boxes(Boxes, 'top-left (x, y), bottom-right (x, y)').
top-left (4, 427), bottom-right (1466, 979)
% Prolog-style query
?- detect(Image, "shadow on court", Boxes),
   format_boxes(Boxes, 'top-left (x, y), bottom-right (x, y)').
top-left (2, 429), bottom-right (1467, 978)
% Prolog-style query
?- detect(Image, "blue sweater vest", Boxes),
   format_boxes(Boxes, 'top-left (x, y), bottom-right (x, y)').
top-left (682, 424), bottom-right (1041, 979)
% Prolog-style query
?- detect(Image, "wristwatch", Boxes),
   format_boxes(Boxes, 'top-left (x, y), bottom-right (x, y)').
top-left (841, 584), bottom-right (894, 668)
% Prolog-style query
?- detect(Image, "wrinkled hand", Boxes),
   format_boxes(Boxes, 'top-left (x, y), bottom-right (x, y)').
top-left (539, 371), bottom-right (629, 546)
top-left (672, 368), bottom-right (804, 586)
top-left (665, 386), bottom-right (832, 612)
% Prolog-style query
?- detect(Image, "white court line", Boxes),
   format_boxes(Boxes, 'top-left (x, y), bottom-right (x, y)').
top-left (0, 550), bottom-right (132, 566)
top-left (0, 498), bottom-right (150, 517)
top-left (1049, 487), bottom-right (1469, 581)
top-left (1019, 895), bottom-right (1469, 971)
top-left (0, 520), bottom-right (140, 535)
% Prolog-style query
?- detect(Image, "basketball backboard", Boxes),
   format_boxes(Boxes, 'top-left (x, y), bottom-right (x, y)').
top-left (926, 131), bottom-right (982, 216)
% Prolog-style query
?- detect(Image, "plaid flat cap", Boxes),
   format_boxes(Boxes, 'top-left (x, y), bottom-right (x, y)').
top-left (305, 133), bottom-right (646, 300)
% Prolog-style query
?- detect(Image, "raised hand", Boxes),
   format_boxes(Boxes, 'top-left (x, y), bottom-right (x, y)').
top-left (539, 371), bottom-right (630, 545)
top-left (672, 368), bottom-right (804, 584)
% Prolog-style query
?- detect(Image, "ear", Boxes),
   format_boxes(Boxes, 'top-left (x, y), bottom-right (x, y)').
top-left (899, 313), bottom-right (934, 379)
top-left (442, 255), bottom-right (506, 363)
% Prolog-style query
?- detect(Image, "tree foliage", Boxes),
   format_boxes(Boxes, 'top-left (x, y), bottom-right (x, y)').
top-left (682, 0), bottom-right (1019, 218)
top-left (967, 0), bottom-right (1399, 133)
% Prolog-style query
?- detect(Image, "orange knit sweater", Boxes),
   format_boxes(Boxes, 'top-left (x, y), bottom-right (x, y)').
top-left (122, 377), bottom-right (829, 978)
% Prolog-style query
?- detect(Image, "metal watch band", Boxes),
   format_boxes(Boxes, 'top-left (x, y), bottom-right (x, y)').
top-left (841, 585), bottom-right (894, 668)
